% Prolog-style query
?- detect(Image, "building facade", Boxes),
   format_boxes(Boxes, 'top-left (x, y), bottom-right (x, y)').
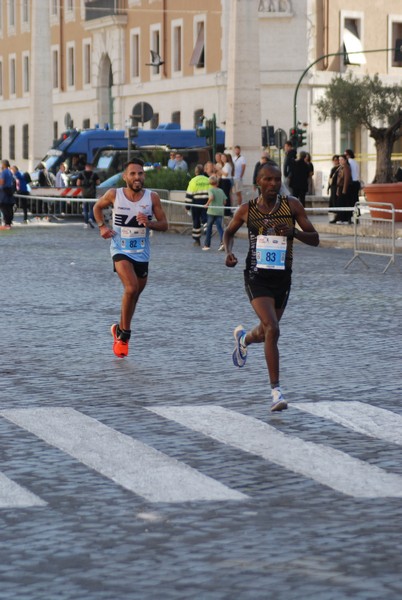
top-left (0, 0), bottom-right (401, 187)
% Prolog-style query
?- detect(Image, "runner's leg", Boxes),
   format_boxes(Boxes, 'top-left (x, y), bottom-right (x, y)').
top-left (114, 260), bottom-right (147, 331)
top-left (246, 296), bottom-right (285, 385)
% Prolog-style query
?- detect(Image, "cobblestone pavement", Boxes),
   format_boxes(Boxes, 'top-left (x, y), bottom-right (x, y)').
top-left (0, 222), bottom-right (402, 600)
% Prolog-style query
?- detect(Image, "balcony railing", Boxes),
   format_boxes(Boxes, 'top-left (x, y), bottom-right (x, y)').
top-left (85, 0), bottom-right (125, 21)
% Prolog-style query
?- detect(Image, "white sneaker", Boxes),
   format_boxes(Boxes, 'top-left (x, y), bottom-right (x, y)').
top-left (271, 387), bottom-right (288, 412)
top-left (83, 224), bottom-right (89, 229)
top-left (218, 243), bottom-right (225, 251)
top-left (202, 246), bottom-right (210, 251)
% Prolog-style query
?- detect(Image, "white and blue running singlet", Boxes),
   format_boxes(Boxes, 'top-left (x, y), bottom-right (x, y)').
top-left (110, 188), bottom-right (153, 262)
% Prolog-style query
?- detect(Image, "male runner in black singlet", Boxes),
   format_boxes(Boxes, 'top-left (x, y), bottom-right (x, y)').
top-left (223, 163), bottom-right (319, 412)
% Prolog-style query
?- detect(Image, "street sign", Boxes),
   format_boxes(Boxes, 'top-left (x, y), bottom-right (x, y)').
top-left (274, 128), bottom-right (287, 150)
top-left (131, 102), bottom-right (154, 124)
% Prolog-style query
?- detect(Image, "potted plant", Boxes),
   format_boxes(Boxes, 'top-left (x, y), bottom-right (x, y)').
top-left (316, 72), bottom-right (402, 220)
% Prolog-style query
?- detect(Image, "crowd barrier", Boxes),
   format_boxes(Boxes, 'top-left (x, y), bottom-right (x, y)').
top-left (344, 201), bottom-right (399, 273)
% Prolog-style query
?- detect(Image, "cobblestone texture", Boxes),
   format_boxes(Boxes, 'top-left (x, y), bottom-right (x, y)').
top-left (0, 223), bottom-right (401, 599)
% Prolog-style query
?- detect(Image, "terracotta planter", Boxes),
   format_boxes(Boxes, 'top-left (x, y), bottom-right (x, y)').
top-left (364, 182), bottom-right (402, 222)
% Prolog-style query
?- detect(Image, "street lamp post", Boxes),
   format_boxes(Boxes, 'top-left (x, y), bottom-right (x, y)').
top-left (293, 47), bottom-right (396, 144)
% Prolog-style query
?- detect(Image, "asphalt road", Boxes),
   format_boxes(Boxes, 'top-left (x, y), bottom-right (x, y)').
top-left (0, 222), bottom-right (401, 599)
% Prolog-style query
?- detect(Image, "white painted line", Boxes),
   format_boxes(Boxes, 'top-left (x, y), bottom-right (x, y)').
top-left (0, 408), bottom-right (246, 503)
top-left (148, 405), bottom-right (402, 498)
top-left (294, 401), bottom-right (402, 445)
top-left (0, 472), bottom-right (46, 508)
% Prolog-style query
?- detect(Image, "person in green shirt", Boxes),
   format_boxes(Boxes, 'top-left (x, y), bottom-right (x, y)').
top-left (203, 175), bottom-right (226, 251)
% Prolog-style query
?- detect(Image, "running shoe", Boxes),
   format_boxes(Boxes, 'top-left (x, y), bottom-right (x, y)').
top-left (111, 323), bottom-right (129, 358)
top-left (232, 325), bottom-right (247, 367)
top-left (271, 387), bottom-right (288, 412)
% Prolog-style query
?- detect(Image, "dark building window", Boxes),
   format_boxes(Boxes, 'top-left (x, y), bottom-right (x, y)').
top-left (171, 111), bottom-right (181, 125)
top-left (83, 118), bottom-right (90, 129)
top-left (22, 124), bottom-right (29, 159)
top-left (9, 125), bottom-right (15, 160)
top-left (53, 121), bottom-right (58, 141)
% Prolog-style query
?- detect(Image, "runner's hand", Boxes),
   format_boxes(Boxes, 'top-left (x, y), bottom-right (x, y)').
top-left (225, 253), bottom-right (238, 268)
top-left (100, 225), bottom-right (115, 239)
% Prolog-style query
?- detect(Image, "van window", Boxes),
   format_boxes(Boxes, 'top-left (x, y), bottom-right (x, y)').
top-left (97, 155), bottom-right (114, 169)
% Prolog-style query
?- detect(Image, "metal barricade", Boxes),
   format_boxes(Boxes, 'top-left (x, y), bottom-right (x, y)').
top-left (344, 201), bottom-right (398, 273)
top-left (159, 189), bottom-right (193, 232)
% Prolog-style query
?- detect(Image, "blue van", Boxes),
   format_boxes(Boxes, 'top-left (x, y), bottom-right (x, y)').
top-left (30, 124), bottom-right (225, 185)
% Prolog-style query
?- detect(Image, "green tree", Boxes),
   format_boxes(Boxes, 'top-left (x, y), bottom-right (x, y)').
top-left (315, 72), bottom-right (402, 183)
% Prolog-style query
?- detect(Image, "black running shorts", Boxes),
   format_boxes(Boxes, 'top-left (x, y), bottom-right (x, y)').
top-left (113, 254), bottom-right (149, 278)
top-left (244, 269), bottom-right (291, 310)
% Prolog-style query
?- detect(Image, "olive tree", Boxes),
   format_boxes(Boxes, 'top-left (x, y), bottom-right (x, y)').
top-left (315, 72), bottom-right (402, 183)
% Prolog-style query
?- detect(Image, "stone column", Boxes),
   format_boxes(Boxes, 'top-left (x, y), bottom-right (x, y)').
top-left (225, 0), bottom-right (262, 189)
top-left (29, 0), bottom-right (53, 169)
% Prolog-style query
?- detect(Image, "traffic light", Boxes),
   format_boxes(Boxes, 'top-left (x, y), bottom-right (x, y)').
top-left (261, 125), bottom-right (275, 147)
top-left (297, 127), bottom-right (307, 147)
top-left (196, 120), bottom-right (213, 145)
top-left (289, 127), bottom-right (298, 148)
top-left (129, 126), bottom-right (139, 138)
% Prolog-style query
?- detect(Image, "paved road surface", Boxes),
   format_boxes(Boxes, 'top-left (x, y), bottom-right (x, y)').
top-left (0, 223), bottom-right (401, 599)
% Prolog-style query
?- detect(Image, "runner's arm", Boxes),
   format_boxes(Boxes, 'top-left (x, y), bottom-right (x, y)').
top-left (93, 189), bottom-right (116, 239)
top-left (137, 192), bottom-right (168, 231)
top-left (223, 203), bottom-right (248, 267)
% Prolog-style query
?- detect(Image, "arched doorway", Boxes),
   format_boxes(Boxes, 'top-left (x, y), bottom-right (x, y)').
top-left (98, 54), bottom-right (114, 128)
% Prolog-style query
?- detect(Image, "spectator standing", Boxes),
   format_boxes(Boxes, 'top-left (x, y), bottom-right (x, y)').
top-left (327, 155), bottom-right (340, 223)
top-left (283, 141), bottom-right (297, 193)
top-left (220, 152), bottom-right (234, 215)
top-left (345, 149), bottom-right (360, 205)
top-left (55, 162), bottom-right (69, 216)
top-left (185, 164), bottom-right (210, 246)
top-left (11, 165), bottom-right (30, 223)
top-left (252, 152), bottom-right (273, 191)
top-left (77, 163), bottom-right (100, 229)
top-left (215, 152), bottom-right (223, 177)
top-left (289, 151), bottom-right (310, 207)
top-left (203, 175), bottom-right (226, 251)
top-left (167, 151), bottom-right (176, 170)
top-left (336, 155), bottom-right (353, 224)
top-left (305, 152), bottom-right (315, 195)
top-left (55, 162), bottom-right (69, 187)
top-left (173, 153), bottom-right (188, 172)
top-left (0, 160), bottom-right (16, 228)
top-left (232, 145), bottom-right (247, 205)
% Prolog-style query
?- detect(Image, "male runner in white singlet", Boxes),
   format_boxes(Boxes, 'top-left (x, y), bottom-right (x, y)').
top-left (223, 163), bottom-right (319, 411)
top-left (93, 159), bottom-right (168, 358)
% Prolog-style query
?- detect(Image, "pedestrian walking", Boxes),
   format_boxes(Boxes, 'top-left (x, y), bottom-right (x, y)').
top-left (336, 155), bottom-right (353, 224)
top-left (203, 175), bottom-right (226, 251)
top-left (11, 166), bottom-right (30, 223)
top-left (0, 160), bottom-right (16, 228)
top-left (93, 158), bottom-right (168, 358)
top-left (223, 163), bottom-right (319, 412)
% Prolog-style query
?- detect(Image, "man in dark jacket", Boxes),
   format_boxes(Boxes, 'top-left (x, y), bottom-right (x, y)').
top-left (289, 151), bottom-right (310, 207)
top-left (0, 160), bottom-right (16, 228)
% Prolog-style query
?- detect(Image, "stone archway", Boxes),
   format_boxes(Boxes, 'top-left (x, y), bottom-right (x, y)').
top-left (98, 54), bottom-right (114, 128)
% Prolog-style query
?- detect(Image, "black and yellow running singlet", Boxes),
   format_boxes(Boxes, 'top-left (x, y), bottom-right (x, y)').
top-left (245, 195), bottom-right (295, 275)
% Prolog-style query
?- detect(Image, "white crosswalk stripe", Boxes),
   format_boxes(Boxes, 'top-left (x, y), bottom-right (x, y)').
top-left (148, 404), bottom-right (402, 498)
top-left (294, 401), bottom-right (402, 445)
top-left (0, 472), bottom-right (46, 508)
top-left (3, 402), bottom-right (402, 507)
top-left (0, 407), bottom-right (246, 503)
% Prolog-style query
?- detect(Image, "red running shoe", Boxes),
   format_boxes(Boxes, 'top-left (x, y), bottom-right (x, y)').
top-left (110, 323), bottom-right (129, 358)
